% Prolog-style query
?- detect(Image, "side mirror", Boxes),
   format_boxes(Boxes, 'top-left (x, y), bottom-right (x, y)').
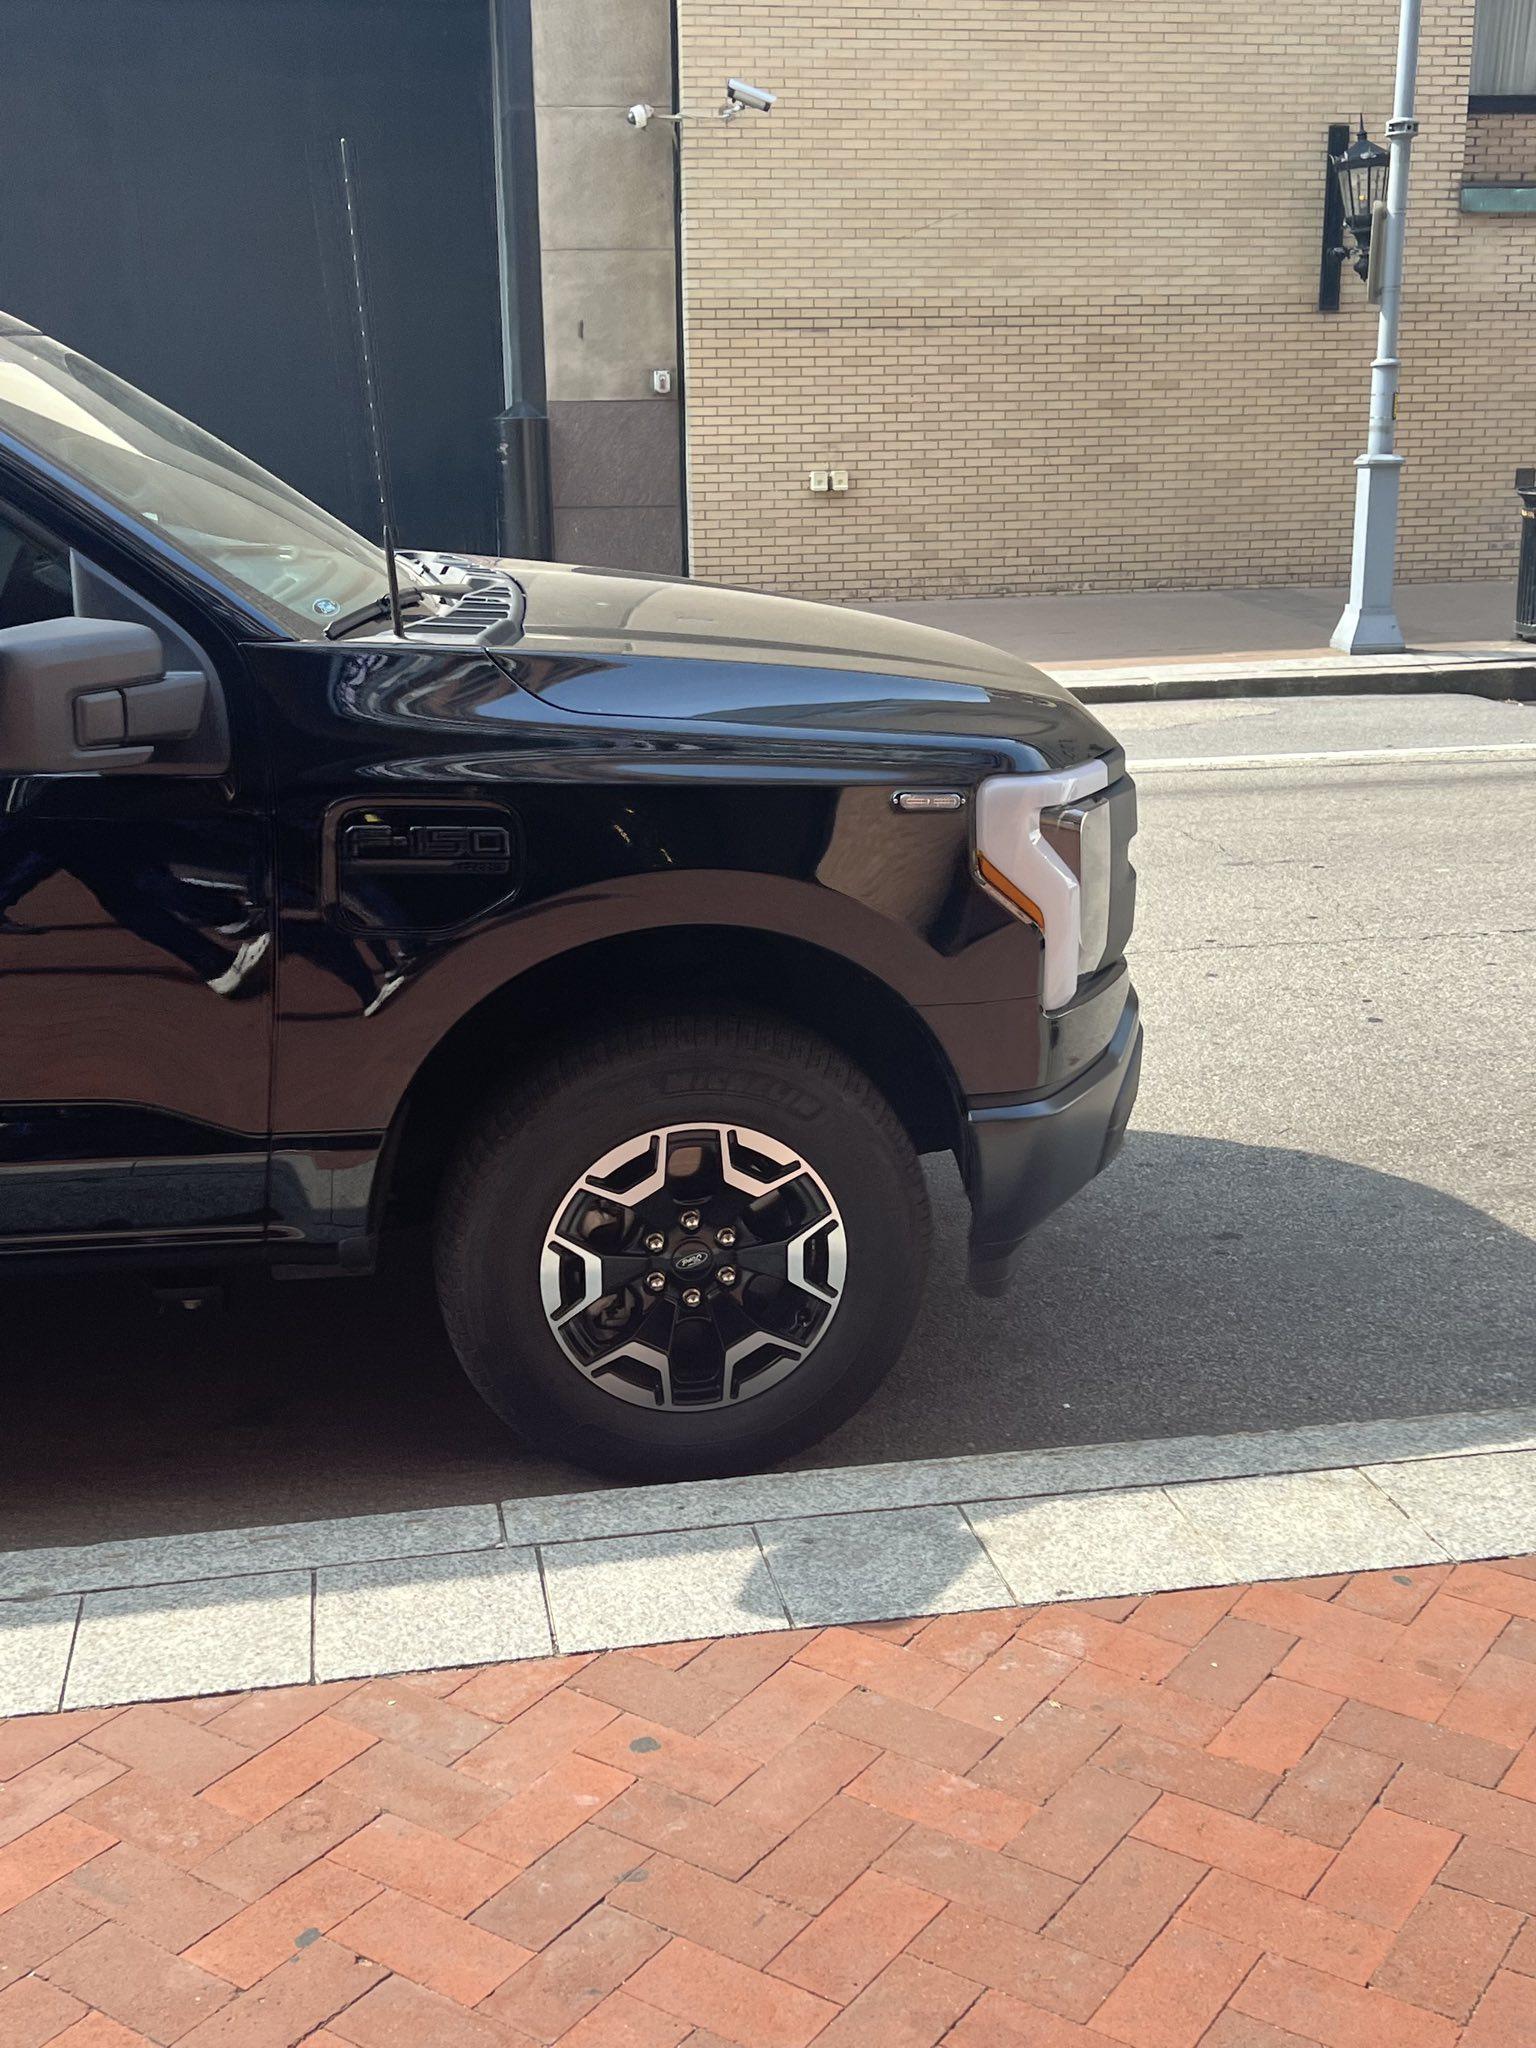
top-left (0, 616), bottom-right (206, 774)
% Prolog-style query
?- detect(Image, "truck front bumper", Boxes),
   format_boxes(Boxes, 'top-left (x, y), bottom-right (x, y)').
top-left (962, 990), bottom-right (1142, 1296)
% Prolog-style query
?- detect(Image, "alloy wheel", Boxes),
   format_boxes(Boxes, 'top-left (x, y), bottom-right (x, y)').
top-left (539, 1122), bottom-right (846, 1410)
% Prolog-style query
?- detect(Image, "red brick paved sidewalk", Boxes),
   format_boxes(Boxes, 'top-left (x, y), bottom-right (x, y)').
top-left (8, 1559), bottom-right (1536, 2046)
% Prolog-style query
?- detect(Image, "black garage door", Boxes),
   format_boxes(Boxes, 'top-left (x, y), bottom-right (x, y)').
top-left (0, 0), bottom-right (517, 551)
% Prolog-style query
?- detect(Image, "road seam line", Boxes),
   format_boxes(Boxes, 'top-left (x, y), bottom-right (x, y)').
top-left (1134, 742), bottom-right (1536, 772)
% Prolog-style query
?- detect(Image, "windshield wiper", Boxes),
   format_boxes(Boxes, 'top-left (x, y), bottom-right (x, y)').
top-left (323, 586), bottom-right (431, 640)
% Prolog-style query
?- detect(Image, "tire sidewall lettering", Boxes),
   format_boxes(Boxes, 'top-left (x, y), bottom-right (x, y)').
top-left (658, 1065), bottom-right (825, 1123)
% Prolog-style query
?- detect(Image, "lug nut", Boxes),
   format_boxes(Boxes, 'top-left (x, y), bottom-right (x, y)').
top-left (645, 1271), bottom-right (667, 1293)
top-left (716, 1227), bottom-right (737, 1248)
top-left (681, 1286), bottom-right (703, 1309)
top-left (680, 1208), bottom-right (701, 1231)
top-left (644, 1232), bottom-right (666, 1253)
top-left (717, 1266), bottom-right (738, 1288)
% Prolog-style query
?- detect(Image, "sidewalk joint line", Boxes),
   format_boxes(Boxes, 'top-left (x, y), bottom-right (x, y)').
top-left (1156, 1477), bottom-right (1219, 1563)
top-left (56, 1593), bottom-right (83, 1715)
top-left (749, 1521), bottom-right (794, 1629)
top-left (959, 1500), bottom-right (1024, 1607)
top-left (533, 1540), bottom-right (560, 1656)
top-left (1352, 1462), bottom-right (1454, 1564)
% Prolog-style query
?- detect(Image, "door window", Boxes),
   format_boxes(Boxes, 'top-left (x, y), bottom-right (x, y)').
top-left (0, 507), bottom-right (72, 629)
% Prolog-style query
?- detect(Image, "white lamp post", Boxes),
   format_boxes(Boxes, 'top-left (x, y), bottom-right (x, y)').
top-left (1331, 0), bottom-right (1423, 655)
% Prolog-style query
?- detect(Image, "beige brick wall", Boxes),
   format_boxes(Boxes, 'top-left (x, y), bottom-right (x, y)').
top-left (676, 0), bottom-right (1536, 600)
top-left (1465, 110), bottom-right (1536, 180)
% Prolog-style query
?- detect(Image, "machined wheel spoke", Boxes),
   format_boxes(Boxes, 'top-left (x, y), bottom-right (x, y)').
top-left (786, 1214), bottom-right (846, 1306)
top-left (574, 1295), bottom-right (680, 1406)
top-left (540, 1233), bottom-right (650, 1328)
top-left (723, 1329), bottom-right (810, 1402)
top-left (718, 1130), bottom-right (806, 1199)
top-left (579, 1337), bottom-right (675, 1406)
top-left (541, 1119), bottom-right (846, 1414)
top-left (733, 1208), bottom-right (843, 1308)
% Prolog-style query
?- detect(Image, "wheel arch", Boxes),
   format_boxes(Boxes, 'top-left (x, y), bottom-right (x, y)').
top-left (375, 924), bottom-right (965, 1229)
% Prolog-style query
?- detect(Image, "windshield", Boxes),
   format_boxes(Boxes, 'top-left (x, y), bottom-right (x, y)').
top-left (0, 325), bottom-right (413, 632)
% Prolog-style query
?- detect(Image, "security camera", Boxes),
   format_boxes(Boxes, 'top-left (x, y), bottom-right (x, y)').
top-left (724, 79), bottom-right (776, 113)
top-left (626, 78), bottom-right (777, 132)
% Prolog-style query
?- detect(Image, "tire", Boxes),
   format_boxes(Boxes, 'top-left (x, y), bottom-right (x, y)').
top-left (434, 1009), bottom-right (931, 1479)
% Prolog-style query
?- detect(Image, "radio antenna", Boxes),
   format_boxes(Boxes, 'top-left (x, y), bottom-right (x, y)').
top-left (338, 135), bottom-right (404, 637)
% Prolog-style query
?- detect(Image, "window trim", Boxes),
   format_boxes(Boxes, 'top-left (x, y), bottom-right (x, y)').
top-left (0, 491), bottom-right (75, 633)
top-left (1470, 92), bottom-right (1536, 111)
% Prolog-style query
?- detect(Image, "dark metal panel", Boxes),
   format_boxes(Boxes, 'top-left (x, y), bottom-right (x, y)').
top-left (490, 0), bottom-right (552, 557)
top-left (0, 0), bottom-right (515, 550)
top-left (1320, 120), bottom-right (1351, 315)
top-left (490, 0), bottom-right (546, 416)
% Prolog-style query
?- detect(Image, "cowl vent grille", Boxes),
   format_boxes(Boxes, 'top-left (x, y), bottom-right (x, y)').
top-left (407, 584), bottom-right (519, 638)
top-left (398, 554), bottom-right (523, 642)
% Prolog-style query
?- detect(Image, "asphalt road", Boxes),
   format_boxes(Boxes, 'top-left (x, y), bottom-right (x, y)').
top-left (4, 694), bottom-right (1533, 1549)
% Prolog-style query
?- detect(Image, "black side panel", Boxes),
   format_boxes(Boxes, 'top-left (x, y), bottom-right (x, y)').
top-left (0, 753), bottom-right (273, 1245)
top-left (0, 1108), bottom-right (266, 1248)
top-left (0, 0), bottom-right (508, 550)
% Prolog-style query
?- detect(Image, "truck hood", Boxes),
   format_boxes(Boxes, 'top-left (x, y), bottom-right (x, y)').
top-left (482, 559), bottom-right (1117, 771)
top-left (376, 555), bottom-right (1118, 773)
top-left (503, 559), bottom-right (1053, 690)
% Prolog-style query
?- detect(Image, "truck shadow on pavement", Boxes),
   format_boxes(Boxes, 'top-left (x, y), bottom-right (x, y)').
top-left (1, 1130), bottom-right (1533, 1556)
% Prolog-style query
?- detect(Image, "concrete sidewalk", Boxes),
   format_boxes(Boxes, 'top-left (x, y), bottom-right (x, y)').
top-left (7, 1407), bottom-right (1536, 1718)
top-left (868, 578), bottom-right (1536, 703)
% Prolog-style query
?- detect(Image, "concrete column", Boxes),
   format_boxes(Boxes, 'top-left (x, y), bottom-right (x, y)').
top-left (528, 0), bottom-right (683, 572)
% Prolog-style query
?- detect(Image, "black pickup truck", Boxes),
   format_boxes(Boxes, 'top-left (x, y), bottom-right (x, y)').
top-left (0, 312), bottom-right (1139, 1477)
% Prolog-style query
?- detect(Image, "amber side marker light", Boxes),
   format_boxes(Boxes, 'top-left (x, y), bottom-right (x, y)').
top-left (977, 852), bottom-right (1045, 930)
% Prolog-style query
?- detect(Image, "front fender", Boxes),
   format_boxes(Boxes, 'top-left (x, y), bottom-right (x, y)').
top-left (255, 642), bottom-right (1050, 1136)
top-left (272, 819), bottom-right (1044, 1137)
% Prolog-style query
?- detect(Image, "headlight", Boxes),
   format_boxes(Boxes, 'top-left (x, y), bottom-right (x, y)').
top-left (1042, 797), bottom-right (1113, 983)
top-left (975, 763), bottom-right (1113, 1010)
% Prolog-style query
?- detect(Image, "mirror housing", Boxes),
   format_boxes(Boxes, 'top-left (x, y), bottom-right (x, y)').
top-left (0, 617), bottom-right (205, 773)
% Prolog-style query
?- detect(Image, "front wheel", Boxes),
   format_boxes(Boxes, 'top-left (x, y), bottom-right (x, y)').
top-left (434, 1011), bottom-right (931, 1478)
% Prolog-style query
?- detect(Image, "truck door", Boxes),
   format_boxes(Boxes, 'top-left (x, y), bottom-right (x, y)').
top-left (0, 499), bottom-right (272, 1251)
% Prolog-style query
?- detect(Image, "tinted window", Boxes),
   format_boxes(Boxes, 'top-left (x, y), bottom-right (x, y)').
top-left (0, 508), bottom-right (71, 630)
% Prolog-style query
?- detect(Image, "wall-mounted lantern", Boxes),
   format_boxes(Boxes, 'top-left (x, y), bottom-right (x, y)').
top-left (1334, 121), bottom-right (1391, 270)
top-left (1321, 119), bottom-right (1391, 309)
